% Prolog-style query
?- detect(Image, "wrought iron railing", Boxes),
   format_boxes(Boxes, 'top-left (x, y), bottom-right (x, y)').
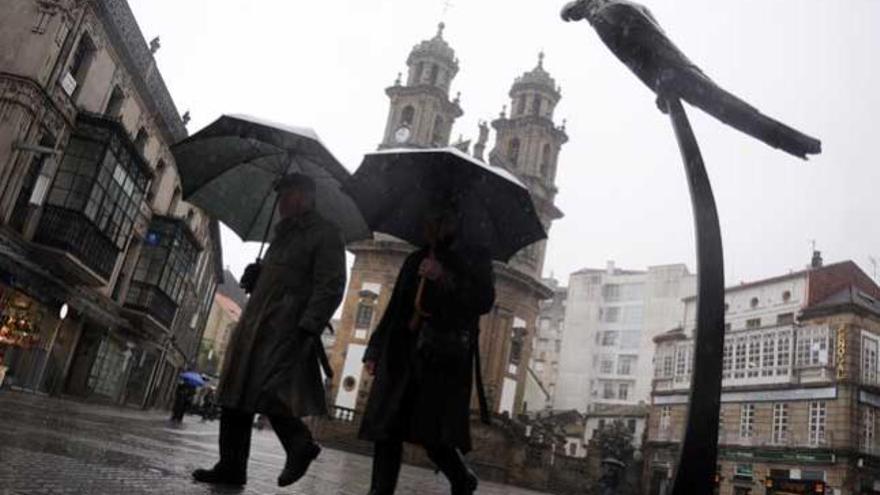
top-left (124, 281), bottom-right (178, 328)
top-left (34, 206), bottom-right (119, 280)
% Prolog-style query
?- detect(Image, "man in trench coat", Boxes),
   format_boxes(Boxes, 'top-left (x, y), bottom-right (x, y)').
top-left (359, 208), bottom-right (496, 495)
top-left (193, 173), bottom-right (346, 487)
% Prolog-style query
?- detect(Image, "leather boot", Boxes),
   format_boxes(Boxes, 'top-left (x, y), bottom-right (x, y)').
top-left (369, 441), bottom-right (404, 495)
top-left (270, 415), bottom-right (321, 487)
top-left (426, 446), bottom-right (478, 495)
top-left (192, 408), bottom-right (252, 486)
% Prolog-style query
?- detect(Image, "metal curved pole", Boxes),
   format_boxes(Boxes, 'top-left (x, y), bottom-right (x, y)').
top-left (665, 96), bottom-right (726, 495)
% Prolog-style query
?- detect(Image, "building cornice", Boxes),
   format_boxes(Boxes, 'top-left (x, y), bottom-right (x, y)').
top-left (92, 0), bottom-right (187, 144)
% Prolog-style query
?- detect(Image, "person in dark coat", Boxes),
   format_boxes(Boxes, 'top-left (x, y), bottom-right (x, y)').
top-left (359, 208), bottom-right (496, 495)
top-left (193, 173), bottom-right (346, 488)
top-left (170, 379), bottom-right (196, 423)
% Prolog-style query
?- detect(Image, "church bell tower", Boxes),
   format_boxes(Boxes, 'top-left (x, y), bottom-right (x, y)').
top-left (379, 23), bottom-right (463, 149)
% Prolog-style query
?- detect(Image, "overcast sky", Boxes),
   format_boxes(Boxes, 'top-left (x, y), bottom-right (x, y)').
top-left (130, 0), bottom-right (880, 288)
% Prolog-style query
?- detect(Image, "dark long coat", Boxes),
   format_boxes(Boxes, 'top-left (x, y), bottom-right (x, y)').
top-left (358, 243), bottom-right (495, 452)
top-left (218, 211), bottom-right (346, 417)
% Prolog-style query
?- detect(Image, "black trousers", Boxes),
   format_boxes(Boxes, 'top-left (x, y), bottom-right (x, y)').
top-left (217, 407), bottom-right (313, 474)
top-left (370, 440), bottom-right (471, 494)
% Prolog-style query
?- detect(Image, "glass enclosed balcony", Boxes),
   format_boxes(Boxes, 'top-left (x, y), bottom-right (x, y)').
top-left (33, 113), bottom-right (151, 285)
top-left (123, 216), bottom-right (200, 332)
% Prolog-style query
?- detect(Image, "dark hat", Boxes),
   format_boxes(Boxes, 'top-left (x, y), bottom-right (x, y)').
top-left (274, 173), bottom-right (316, 193)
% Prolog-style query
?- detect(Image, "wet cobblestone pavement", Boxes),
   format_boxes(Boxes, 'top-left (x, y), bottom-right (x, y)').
top-left (0, 392), bottom-right (549, 494)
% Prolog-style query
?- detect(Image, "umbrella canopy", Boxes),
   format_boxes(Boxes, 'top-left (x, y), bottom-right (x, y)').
top-left (171, 114), bottom-right (370, 243)
top-left (344, 147), bottom-right (546, 262)
top-left (180, 371), bottom-right (206, 388)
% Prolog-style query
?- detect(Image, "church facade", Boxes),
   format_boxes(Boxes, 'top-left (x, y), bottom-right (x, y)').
top-left (328, 24), bottom-right (568, 418)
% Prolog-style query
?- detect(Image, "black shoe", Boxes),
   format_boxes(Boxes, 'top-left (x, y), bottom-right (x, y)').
top-left (451, 469), bottom-right (478, 495)
top-left (192, 466), bottom-right (246, 486)
top-left (278, 442), bottom-right (321, 487)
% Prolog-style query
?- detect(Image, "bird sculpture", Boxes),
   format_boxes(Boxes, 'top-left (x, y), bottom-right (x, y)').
top-left (561, 0), bottom-right (822, 159)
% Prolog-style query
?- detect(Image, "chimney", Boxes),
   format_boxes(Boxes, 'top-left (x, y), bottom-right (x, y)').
top-left (811, 250), bottom-right (823, 269)
top-left (606, 260), bottom-right (615, 275)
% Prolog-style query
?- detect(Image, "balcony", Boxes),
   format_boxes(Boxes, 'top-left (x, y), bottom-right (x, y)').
top-left (124, 281), bottom-right (177, 330)
top-left (122, 216), bottom-right (200, 336)
top-left (32, 113), bottom-right (151, 286)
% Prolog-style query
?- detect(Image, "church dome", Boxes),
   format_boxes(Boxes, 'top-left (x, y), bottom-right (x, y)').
top-left (407, 23), bottom-right (457, 67)
top-left (511, 52), bottom-right (559, 99)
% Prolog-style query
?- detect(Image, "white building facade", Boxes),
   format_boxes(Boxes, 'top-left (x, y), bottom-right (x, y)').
top-left (554, 261), bottom-right (694, 412)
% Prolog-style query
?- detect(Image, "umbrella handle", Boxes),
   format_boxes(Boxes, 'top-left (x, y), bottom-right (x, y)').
top-left (408, 249), bottom-right (435, 332)
top-left (257, 189), bottom-right (281, 260)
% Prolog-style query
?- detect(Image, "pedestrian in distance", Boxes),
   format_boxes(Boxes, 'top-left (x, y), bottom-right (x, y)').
top-left (359, 206), bottom-right (496, 495)
top-left (170, 378), bottom-right (196, 423)
top-left (192, 173), bottom-right (347, 488)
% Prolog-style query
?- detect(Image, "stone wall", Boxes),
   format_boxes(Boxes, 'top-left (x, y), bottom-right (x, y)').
top-left (307, 408), bottom-right (594, 493)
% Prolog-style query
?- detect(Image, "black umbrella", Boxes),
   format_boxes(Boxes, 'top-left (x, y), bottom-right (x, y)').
top-left (171, 114), bottom-right (370, 249)
top-left (344, 147), bottom-right (546, 262)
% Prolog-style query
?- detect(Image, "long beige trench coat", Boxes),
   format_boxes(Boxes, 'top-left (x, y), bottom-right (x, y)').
top-left (218, 211), bottom-right (346, 417)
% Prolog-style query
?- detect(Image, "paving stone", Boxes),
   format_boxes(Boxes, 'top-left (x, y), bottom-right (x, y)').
top-left (0, 391), bottom-right (549, 495)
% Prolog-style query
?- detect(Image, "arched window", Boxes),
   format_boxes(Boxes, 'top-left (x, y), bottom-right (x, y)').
top-left (148, 159), bottom-right (166, 201)
top-left (531, 95), bottom-right (541, 115)
top-left (516, 95), bottom-right (526, 116)
top-left (67, 33), bottom-right (96, 96)
top-left (508, 138), bottom-right (520, 165)
top-left (134, 128), bottom-right (148, 155)
top-left (169, 186), bottom-right (181, 215)
top-left (400, 105), bottom-right (415, 126)
top-left (104, 85), bottom-right (125, 118)
top-left (540, 143), bottom-right (552, 176)
top-left (430, 64), bottom-right (439, 86)
top-left (431, 116), bottom-right (444, 145)
top-left (414, 62), bottom-right (425, 84)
